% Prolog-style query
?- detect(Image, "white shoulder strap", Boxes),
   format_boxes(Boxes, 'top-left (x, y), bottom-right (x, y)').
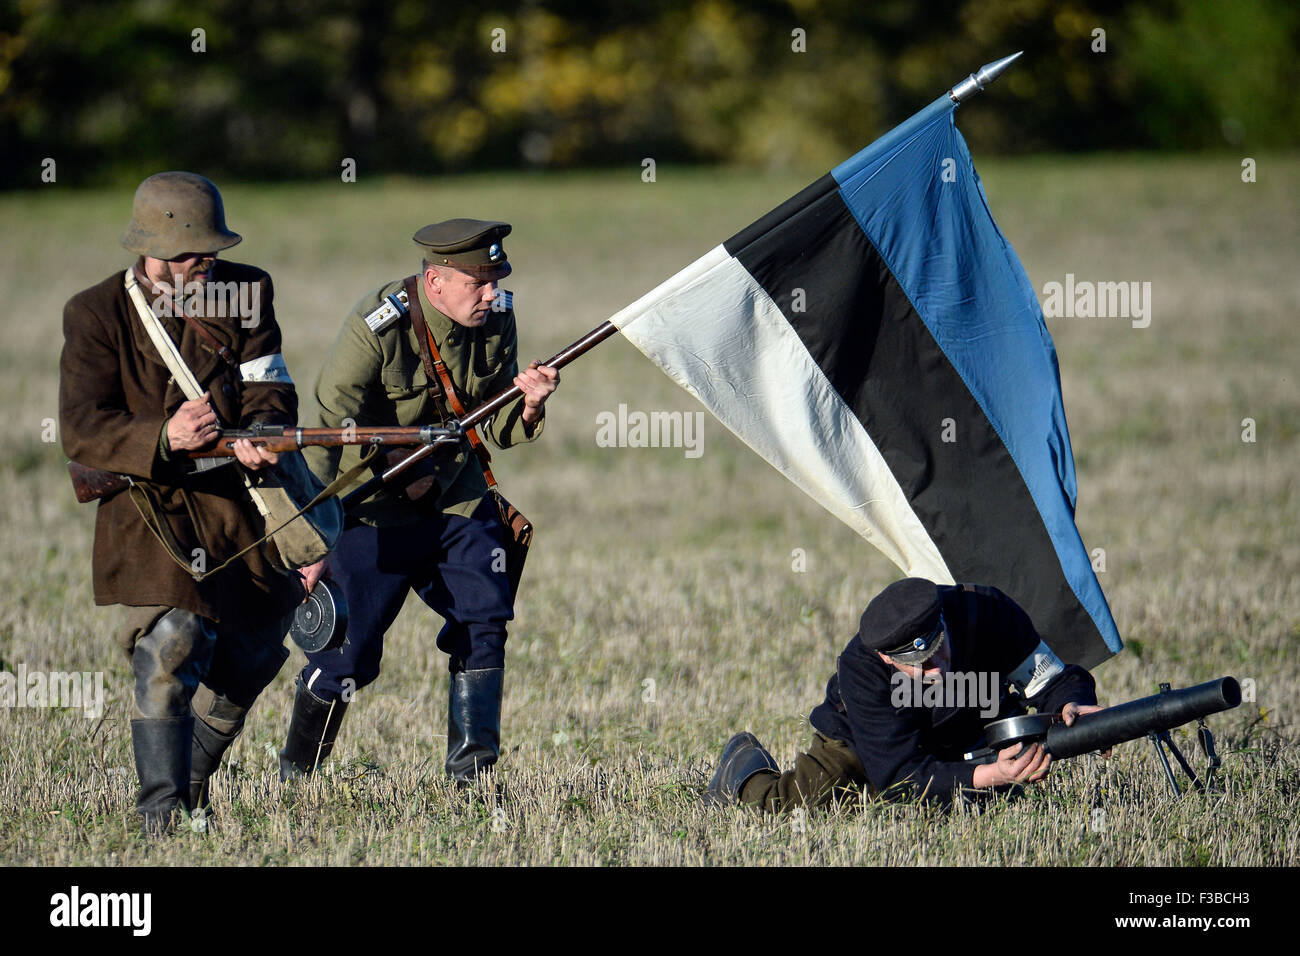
top-left (124, 269), bottom-right (205, 401)
top-left (123, 269), bottom-right (231, 475)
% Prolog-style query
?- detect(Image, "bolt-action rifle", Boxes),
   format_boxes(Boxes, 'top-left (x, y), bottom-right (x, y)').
top-left (66, 423), bottom-right (463, 503)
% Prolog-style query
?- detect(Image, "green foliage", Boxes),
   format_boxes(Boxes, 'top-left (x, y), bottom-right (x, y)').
top-left (2, 0), bottom-right (1298, 186)
top-left (1122, 0), bottom-right (1300, 150)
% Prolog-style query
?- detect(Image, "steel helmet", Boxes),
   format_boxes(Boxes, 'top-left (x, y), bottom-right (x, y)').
top-left (120, 171), bottom-right (242, 259)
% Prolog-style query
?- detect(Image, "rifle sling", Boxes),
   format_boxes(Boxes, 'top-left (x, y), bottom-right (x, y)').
top-left (402, 275), bottom-right (498, 489)
top-left (128, 448), bottom-right (378, 581)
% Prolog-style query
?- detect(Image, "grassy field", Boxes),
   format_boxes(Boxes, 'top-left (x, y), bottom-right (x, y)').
top-left (0, 154), bottom-right (1297, 865)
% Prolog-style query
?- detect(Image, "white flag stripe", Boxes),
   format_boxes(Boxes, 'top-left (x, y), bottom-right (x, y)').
top-left (612, 246), bottom-right (953, 581)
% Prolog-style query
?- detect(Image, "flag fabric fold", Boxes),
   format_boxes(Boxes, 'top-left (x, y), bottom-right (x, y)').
top-left (611, 95), bottom-right (1121, 667)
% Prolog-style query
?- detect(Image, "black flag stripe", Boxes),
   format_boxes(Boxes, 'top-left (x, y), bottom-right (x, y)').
top-left (726, 183), bottom-right (1106, 666)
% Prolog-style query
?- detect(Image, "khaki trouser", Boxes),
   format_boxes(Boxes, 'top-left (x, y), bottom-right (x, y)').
top-left (739, 731), bottom-right (874, 813)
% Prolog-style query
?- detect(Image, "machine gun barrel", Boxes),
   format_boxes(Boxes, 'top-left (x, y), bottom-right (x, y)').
top-left (1044, 677), bottom-right (1240, 759)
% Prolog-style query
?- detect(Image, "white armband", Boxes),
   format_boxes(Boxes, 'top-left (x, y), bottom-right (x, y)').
top-left (1008, 640), bottom-right (1065, 699)
top-left (240, 352), bottom-right (293, 384)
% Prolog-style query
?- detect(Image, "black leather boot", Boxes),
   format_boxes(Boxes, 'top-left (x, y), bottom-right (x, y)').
top-left (189, 720), bottom-right (240, 815)
top-left (131, 716), bottom-right (194, 834)
top-left (706, 732), bottom-right (780, 805)
top-left (446, 668), bottom-right (504, 784)
top-left (189, 687), bottom-right (251, 815)
top-left (279, 679), bottom-right (348, 780)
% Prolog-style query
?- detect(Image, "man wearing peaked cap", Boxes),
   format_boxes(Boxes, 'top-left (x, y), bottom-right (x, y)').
top-left (707, 578), bottom-right (1104, 810)
top-left (413, 219), bottom-right (513, 278)
top-left (283, 218), bottom-right (559, 785)
top-left (60, 171), bottom-right (303, 833)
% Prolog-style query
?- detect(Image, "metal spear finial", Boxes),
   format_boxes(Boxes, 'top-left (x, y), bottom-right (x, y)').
top-left (948, 51), bottom-right (1024, 104)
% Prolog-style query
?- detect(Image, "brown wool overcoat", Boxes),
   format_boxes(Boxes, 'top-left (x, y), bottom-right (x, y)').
top-left (59, 260), bottom-right (304, 626)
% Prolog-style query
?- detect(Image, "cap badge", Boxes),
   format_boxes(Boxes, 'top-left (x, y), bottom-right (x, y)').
top-left (489, 243), bottom-right (501, 260)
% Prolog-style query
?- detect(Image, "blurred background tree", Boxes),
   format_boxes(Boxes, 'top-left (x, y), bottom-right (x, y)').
top-left (1, 0), bottom-right (1297, 187)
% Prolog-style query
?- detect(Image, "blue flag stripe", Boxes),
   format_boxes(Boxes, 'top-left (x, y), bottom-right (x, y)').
top-left (725, 180), bottom-right (1113, 666)
top-left (829, 103), bottom-right (1120, 660)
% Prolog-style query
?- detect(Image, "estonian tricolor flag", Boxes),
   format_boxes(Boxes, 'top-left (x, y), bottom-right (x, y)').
top-left (611, 93), bottom-right (1121, 667)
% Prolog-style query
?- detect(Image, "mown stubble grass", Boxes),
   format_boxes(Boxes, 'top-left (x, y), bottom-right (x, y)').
top-left (1, 155), bottom-right (1297, 865)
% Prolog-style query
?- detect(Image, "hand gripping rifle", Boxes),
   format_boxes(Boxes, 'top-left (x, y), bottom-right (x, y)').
top-left (66, 423), bottom-right (464, 503)
top-left (339, 320), bottom-right (620, 511)
top-left (68, 316), bottom-right (623, 508)
top-left (976, 677), bottom-right (1241, 797)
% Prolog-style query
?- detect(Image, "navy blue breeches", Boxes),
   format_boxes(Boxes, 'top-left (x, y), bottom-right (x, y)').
top-left (298, 498), bottom-right (513, 701)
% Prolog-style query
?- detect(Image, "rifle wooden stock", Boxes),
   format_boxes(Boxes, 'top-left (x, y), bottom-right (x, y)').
top-left (67, 460), bottom-right (131, 503)
top-left (341, 319), bottom-right (620, 511)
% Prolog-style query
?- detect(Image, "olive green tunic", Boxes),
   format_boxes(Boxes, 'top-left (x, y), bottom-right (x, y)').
top-left (304, 277), bottom-right (542, 525)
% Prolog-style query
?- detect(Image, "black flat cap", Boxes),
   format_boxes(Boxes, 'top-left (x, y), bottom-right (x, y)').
top-left (414, 218), bottom-right (512, 279)
top-left (859, 578), bottom-right (945, 664)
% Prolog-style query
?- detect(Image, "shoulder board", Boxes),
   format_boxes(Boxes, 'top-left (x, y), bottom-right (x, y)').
top-left (494, 290), bottom-right (514, 313)
top-left (363, 289), bottom-right (409, 333)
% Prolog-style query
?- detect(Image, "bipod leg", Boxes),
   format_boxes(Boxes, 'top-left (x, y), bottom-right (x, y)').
top-left (1160, 730), bottom-right (1206, 793)
top-left (1197, 719), bottom-right (1221, 791)
top-left (1149, 730), bottom-right (1182, 798)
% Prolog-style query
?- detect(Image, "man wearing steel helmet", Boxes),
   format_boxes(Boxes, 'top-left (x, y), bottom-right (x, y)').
top-left (282, 219), bottom-right (558, 785)
top-left (59, 172), bottom-right (304, 832)
top-left (707, 577), bottom-right (1104, 811)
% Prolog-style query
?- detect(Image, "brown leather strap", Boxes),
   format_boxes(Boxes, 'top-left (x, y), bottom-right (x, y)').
top-left (402, 276), bottom-right (497, 488)
top-left (177, 311), bottom-right (237, 368)
top-left (402, 279), bottom-right (442, 394)
top-left (134, 265), bottom-right (238, 368)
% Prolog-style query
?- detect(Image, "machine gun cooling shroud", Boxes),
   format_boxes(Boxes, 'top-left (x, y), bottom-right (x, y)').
top-left (980, 677), bottom-right (1241, 797)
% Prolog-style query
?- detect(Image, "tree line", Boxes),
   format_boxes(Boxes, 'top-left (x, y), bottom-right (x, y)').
top-left (2, 0), bottom-right (1296, 187)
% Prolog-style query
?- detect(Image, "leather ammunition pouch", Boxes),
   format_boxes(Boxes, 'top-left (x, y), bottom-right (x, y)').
top-left (493, 490), bottom-right (532, 599)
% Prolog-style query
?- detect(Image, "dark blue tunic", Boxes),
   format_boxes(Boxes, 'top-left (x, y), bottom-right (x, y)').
top-left (810, 583), bottom-right (1097, 802)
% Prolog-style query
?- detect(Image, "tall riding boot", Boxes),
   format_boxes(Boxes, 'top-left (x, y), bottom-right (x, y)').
top-left (190, 721), bottom-right (239, 816)
top-left (132, 716), bottom-right (194, 834)
top-left (279, 679), bottom-right (349, 780)
top-left (446, 668), bottom-right (504, 784)
top-left (189, 685), bottom-right (251, 814)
